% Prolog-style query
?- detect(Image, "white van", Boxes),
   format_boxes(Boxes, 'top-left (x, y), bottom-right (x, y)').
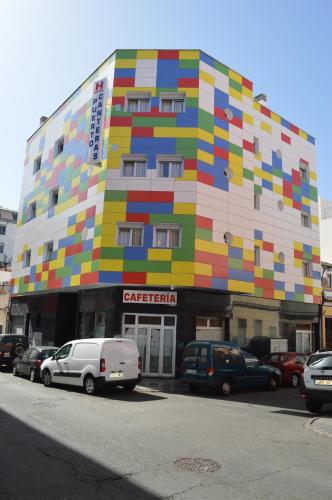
top-left (41, 338), bottom-right (142, 395)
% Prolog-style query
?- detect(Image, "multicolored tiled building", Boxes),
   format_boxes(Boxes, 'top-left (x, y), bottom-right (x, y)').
top-left (10, 50), bottom-right (320, 376)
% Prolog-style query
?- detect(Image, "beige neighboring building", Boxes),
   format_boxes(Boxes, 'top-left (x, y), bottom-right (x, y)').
top-left (0, 270), bottom-right (10, 334)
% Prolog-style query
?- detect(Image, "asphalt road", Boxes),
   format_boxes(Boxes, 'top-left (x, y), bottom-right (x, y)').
top-left (1, 371), bottom-right (332, 500)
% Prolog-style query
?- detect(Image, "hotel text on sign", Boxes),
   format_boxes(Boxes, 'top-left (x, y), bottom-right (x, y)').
top-left (88, 79), bottom-right (107, 164)
top-left (123, 290), bottom-right (177, 306)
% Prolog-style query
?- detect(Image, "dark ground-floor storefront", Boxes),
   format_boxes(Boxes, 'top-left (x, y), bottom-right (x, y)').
top-left (10, 286), bottom-right (320, 377)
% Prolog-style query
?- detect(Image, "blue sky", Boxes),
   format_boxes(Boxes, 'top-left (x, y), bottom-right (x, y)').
top-left (0, 0), bottom-right (331, 210)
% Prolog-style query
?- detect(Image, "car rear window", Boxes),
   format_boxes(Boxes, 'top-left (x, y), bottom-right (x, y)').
top-left (183, 345), bottom-right (208, 363)
top-left (307, 354), bottom-right (332, 369)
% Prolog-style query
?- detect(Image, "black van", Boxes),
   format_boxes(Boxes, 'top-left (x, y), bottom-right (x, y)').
top-left (0, 334), bottom-right (29, 369)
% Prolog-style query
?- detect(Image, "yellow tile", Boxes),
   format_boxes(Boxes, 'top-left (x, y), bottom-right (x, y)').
top-left (109, 126), bottom-right (132, 137)
top-left (312, 246), bottom-right (320, 256)
top-left (242, 87), bottom-right (252, 98)
top-left (214, 126), bottom-right (229, 141)
top-left (148, 249), bottom-right (172, 261)
top-left (153, 127), bottom-right (176, 137)
top-left (146, 273), bottom-right (171, 286)
top-left (182, 170), bottom-right (197, 181)
top-left (228, 280), bottom-right (255, 293)
top-left (67, 226), bottom-right (76, 236)
top-left (309, 170), bottom-right (317, 180)
top-left (243, 249), bottom-right (254, 261)
top-left (299, 130), bottom-right (308, 140)
top-left (197, 149), bottom-right (214, 165)
top-left (104, 201), bottom-right (127, 213)
top-left (115, 58), bottom-right (136, 68)
top-left (100, 235), bottom-right (116, 246)
top-left (195, 263), bottom-right (212, 276)
top-left (172, 262), bottom-right (195, 274)
top-left (41, 271), bottom-right (48, 281)
top-left (231, 236), bottom-right (243, 248)
top-left (176, 127), bottom-right (197, 138)
top-left (211, 241), bottom-right (228, 255)
top-left (243, 112), bottom-right (253, 125)
top-left (198, 129), bottom-right (213, 143)
top-left (304, 277), bottom-right (313, 286)
top-left (229, 87), bottom-right (242, 102)
top-left (81, 262), bottom-right (92, 274)
top-left (314, 287), bottom-right (322, 295)
top-left (294, 241), bottom-right (303, 251)
top-left (254, 267), bottom-right (263, 277)
top-left (274, 290), bottom-right (285, 300)
top-left (99, 259), bottom-right (123, 271)
top-left (270, 112), bottom-right (281, 124)
top-left (254, 167), bottom-right (272, 182)
top-left (253, 101), bottom-right (261, 111)
top-left (171, 273), bottom-right (194, 286)
top-left (200, 70), bottom-right (215, 86)
top-left (283, 197), bottom-right (293, 207)
top-left (254, 240), bottom-right (263, 248)
top-left (97, 181), bottom-right (106, 193)
top-left (101, 225), bottom-right (116, 237)
top-left (196, 239), bottom-right (212, 253)
top-left (179, 88), bottom-right (199, 98)
top-left (71, 275), bottom-right (81, 286)
top-left (28, 283), bottom-right (35, 293)
top-left (261, 121), bottom-right (272, 133)
top-left (229, 69), bottom-right (242, 83)
top-left (95, 213), bottom-right (103, 225)
top-left (179, 50), bottom-right (199, 59)
top-left (102, 213), bottom-right (126, 224)
top-left (137, 50), bottom-right (158, 59)
top-left (229, 153), bottom-right (243, 167)
top-left (230, 175), bottom-right (243, 187)
top-left (294, 259), bottom-right (302, 268)
top-left (273, 184), bottom-right (282, 195)
top-left (311, 215), bottom-right (319, 225)
top-left (93, 236), bottom-right (102, 248)
top-left (173, 203), bottom-right (196, 214)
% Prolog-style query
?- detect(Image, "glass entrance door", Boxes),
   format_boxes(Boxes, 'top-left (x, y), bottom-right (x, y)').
top-left (122, 315), bottom-right (176, 377)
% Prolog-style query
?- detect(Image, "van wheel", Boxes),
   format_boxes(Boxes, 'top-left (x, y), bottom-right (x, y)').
top-left (123, 384), bottom-right (136, 392)
top-left (268, 377), bottom-right (278, 391)
top-left (305, 399), bottom-right (322, 414)
top-left (290, 373), bottom-right (300, 388)
top-left (30, 369), bottom-right (37, 383)
top-left (42, 369), bottom-right (52, 387)
top-left (189, 384), bottom-right (201, 394)
top-left (84, 375), bottom-right (96, 395)
top-left (220, 380), bottom-right (232, 396)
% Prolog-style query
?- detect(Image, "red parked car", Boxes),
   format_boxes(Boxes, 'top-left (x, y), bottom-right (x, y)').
top-left (261, 352), bottom-right (308, 387)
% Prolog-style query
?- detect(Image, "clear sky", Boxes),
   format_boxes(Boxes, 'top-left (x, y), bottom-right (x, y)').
top-left (0, 0), bottom-right (331, 210)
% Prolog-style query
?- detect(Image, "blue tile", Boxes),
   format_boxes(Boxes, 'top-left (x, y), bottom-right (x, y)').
top-left (274, 280), bottom-right (285, 290)
top-left (262, 179), bottom-right (273, 191)
top-left (178, 68), bottom-right (199, 78)
top-left (229, 269), bottom-right (253, 282)
top-left (131, 137), bottom-right (176, 154)
top-left (283, 172), bottom-right (292, 183)
top-left (262, 162), bottom-right (272, 174)
top-left (212, 277), bottom-right (228, 289)
top-left (229, 246), bottom-right (243, 259)
top-left (214, 137), bottom-right (228, 150)
top-left (307, 135), bottom-right (315, 145)
top-left (59, 235), bottom-right (76, 249)
top-left (63, 276), bottom-right (71, 287)
top-left (272, 151), bottom-right (282, 169)
top-left (72, 264), bottom-right (81, 275)
top-left (114, 68), bottom-right (136, 78)
top-left (274, 263), bottom-right (285, 273)
top-left (313, 271), bottom-right (321, 280)
top-left (127, 202), bottom-right (173, 214)
top-left (176, 108), bottom-right (198, 127)
top-left (83, 240), bottom-right (93, 251)
top-left (303, 243), bottom-right (312, 254)
top-left (214, 89), bottom-right (229, 109)
top-left (214, 116), bottom-right (229, 130)
top-left (286, 291), bottom-right (294, 300)
top-left (254, 229), bottom-right (263, 240)
top-left (200, 51), bottom-right (215, 68)
top-left (99, 271), bottom-right (122, 283)
top-left (123, 247), bottom-right (148, 260)
top-left (213, 175), bottom-right (229, 191)
top-left (281, 117), bottom-right (291, 129)
top-left (198, 139), bottom-right (214, 155)
top-left (157, 60), bottom-right (179, 87)
top-left (295, 284), bottom-right (304, 293)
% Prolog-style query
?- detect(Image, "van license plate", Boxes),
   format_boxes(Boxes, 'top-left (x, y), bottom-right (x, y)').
top-left (186, 369), bottom-right (197, 374)
top-left (315, 379), bottom-right (332, 386)
top-left (4, 353), bottom-right (10, 358)
top-left (110, 373), bottom-right (123, 378)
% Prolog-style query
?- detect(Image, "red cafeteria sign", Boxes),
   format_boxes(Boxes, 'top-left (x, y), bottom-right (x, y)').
top-left (123, 290), bottom-right (177, 306)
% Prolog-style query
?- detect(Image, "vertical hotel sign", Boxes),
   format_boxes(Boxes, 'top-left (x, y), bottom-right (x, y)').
top-left (88, 79), bottom-right (107, 164)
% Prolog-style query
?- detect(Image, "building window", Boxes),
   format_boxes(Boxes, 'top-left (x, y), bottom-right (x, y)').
top-left (122, 157), bottom-right (147, 177)
top-left (158, 158), bottom-right (183, 178)
top-left (43, 241), bottom-right (54, 261)
top-left (160, 93), bottom-right (185, 113)
top-left (0, 243), bottom-right (4, 254)
top-left (49, 187), bottom-right (59, 207)
top-left (237, 319), bottom-right (247, 347)
top-left (301, 213), bottom-right (310, 228)
top-left (28, 202), bottom-right (37, 221)
top-left (302, 261), bottom-right (311, 277)
top-left (326, 271), bottom-right (332, 289)
top-left (117, 225), bottom-right (143, 247)
top-left (23, 250), bottom-right (31, 268)
top-left (154, 226), bottom-right (180, 248)
top-left (54, 137), bottom-right (64, 157)
top-left (254, 319), bottom-right (262, 336)
top-left (126, 93), bottom-right (151, 113)
top-left (33, 156), bottom-right (42, 174)
top-left (254, 246), bottom-right (260, 266)
top-left (254, 192), bottom-right (261, 210)
top-left (0, 225), bottom-right (6, 235)
top-left (299, 159), bottom-right (309, 181)
top-left (253, 137), bottom-right (260, 155)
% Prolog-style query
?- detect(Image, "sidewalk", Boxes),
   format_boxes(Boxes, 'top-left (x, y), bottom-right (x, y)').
top-left (137, 377), bottom-right (188, 393)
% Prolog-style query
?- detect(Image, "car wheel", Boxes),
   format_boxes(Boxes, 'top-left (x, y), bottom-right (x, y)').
top-left (42, 369), bottom-right (52, 387)
top-left (220, 380), bottom-right (232, 396)
top-left (268, 377), bottom-right (278, 391)
top-left (14, 344), bottom-right (24, 357)
top-left (30, 369), bottom-right (37, 383)
top-left (290, 373), bottom-right (300, 388)
top-left (123, 384), bottom-right (136, 392)
top-left (189, 384), bottom-right (201, 394)
top-left (12, 364), bottom-right (19, 377)
top-left (84, 375), bottom-right (96, 395)
top-left (305, 399), bottom-right (322, 414)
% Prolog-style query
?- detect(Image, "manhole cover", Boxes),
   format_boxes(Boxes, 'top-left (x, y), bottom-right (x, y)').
top-left (175, 457), bottom-right (221, 473)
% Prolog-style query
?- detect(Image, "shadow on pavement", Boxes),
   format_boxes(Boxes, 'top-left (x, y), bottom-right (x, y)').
top-left (0, 407), bottom-right (159, 500)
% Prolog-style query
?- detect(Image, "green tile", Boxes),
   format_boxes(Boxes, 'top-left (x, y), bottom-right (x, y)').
top-left (147, 261), bottom-right (172, 273)
top-left (176, 138), bottom-right (197, 157)
top-left (156, 88), bottom-right (178, 95)
top-left (56, 266), bottom-right (74, 278)
top-left (123, 260), bottom-right (148, 272)
top-left (116, 50), bottom-right (137, 59)
top-left (172, 249), bottom-right (195, 261)
top-left (105, 190), bottom-right (127, 201)
top-left (303, 252), bottom-right (312, 261)
top-left (195, 228), bottom-right (212, 241)
top-left (263, 269), bottom-right (274, 279)
top-left (293, 185), bottom-right (301, 194)
top-left (254, 185), bottom-right (262, 194)
top-left (100, 247), bottom-right (124, 259)
top-left (149, 214), bottom-right (196, 225)
top-left (228, 258), bottom-right (243, 270)
top-left (94, 225), bottom-right (102, 237)
top-left (229, 79), bottom-right (242, 93)
top-left (272, 167), bottom-right (283, 178)
top-left (185, 97), bottom-right (199, 108)
top-left (229, 143), bottom-right (243, 157)
top-left (198, 109), bottom-right (214, 133)
top-left (214, 61), bottom-right (229, 76)
top-left (132, 116), bottom-right (176, 127)
top-left (310, 185), bottom-right (318, 202)
top-left (91, 261), bottom-right (99, 272)
top-left (294, 293), bottom-right (304, 302)
top-left (73, 251), bottom-right (92, 264)
top-left (179, 59), bottom-right (199, 69)
top-left (255, 286), bottom-right (263, 297)
top-left (243, 168), bottom-right (253, 181)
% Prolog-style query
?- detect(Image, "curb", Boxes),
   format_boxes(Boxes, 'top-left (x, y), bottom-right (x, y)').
top-left (304, 417), bottom-right (332, 439)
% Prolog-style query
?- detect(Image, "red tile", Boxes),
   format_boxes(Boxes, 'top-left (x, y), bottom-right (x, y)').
top-left (112, 96), bottom-right (125, 106)
top-left (255, 277), bottom-right (274, 289)
top-left (178, 78), bottom-right (199, 88)
top-left (292, 169), bottom-right (301, 186)
top-left (126, 213), bottom-right (150, 224)
top-left (230, 116), bottom-right (243, 129)
top-left (293, 200), bottom-right (301, 210)
top-left (123, 272), bottom-right (147, 284)
top-left (184, 159), bottom-right (197, 170)
top-left (114, 77), bottom-right (135, 87)
top-left (304, 286), bottom-right (313, 295)
top-left (243, 260), bottom-right (254, 272)
top-left (35, 273), bottom-right (42, 282)
top-left (110, 116), bottom-right (132, 127)
top-left (48, 278), bottom-right (63, 289)
top-left (48, 270), bottom-right (56, 280)
top-left (212, 265), bottom-right (228, 279)
top-left (42, 262), bottom-right (50, 272)
top-left (242, 77), bottom-right (253, 90)
top-left (290, 124), bottom-right (299, 135)
top-left (260, 105), bottom-right (271, 118)
top-left (75, 221), bottom-right (85, 233)
top-left (214, 145), bottom-right (228, 160)
top-left (196, 215), bottom-right (213, 230)
top-left (158, 50), bottom-right (179, 59)
top-left (263, 241), bottom-right (274, 252)
top-left (300, 157), bottom-right (308, 165)
top-left (65, 243), bottom-right (83, 256)
top-left (132, 127), bottom-right (153, 137)
top-left (80, 272), bottom-right (99, 285)
top-left (312, 254), bottom-right (320, 264)
top-left (133, 112), bottom-right (175, 118)
top-left (86, 206), bottom-right (96, 218)
top-left (283, 180), bottom-right (293, 198)
top-left (263, 288), bottom-right (274, 299)
top-left (92, 248), bottom-right (100, 260)
top-left (214, 107), bottom-right (227, 120)
top-left (313, 295), bottom-right (322, 304)
top-left (294, 249), bottom-right (303, 259)
top-left (197, 171), bottom-right (214, 186)
top-left (127, 191), bottom-right (173, 203)
top-left (23, 275), bottom-right (30, 284)
top-left (195, 251), bottom-right (228, 267)
top-left (195, 275), bottom-right (212, 288)
top-left (243, 140), bottom-right (254, 153)
top-left (281, 132), bottom-right (291, 144)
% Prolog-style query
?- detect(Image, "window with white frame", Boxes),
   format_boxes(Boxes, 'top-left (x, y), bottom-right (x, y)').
top-left (254, 246), bottom-right (260, 266)
top-left (33, 155), bottom-right (42, 174)
top-left (160, 93), bottom-right (185, 113)
top-left (122, 156), bottom-right (147, 177)
top-left (301, 212), bottom-right (311, 228)
top-left (299, 159), bottom-right (309, 181)
top-left (28, 202), bottom-right (36, 221)
top-left (23, 249), bottom-right (31, 268)
top-left (157, 157), bottom-right (184, 178)
top-left (43, 241), bottom-right (54, 261)
top-left (253, 137), bottom-right (260, 155)
top-left (254, 192), bottom-right (261, 210)
top-left (154, 225), bottom-right (181, 248)
top-left (54, 136), bottom-right (64, 157)
top-left (302, 261), bottom-right (311, 277)
top-left (117, 225), bottom-right (143, 247)
top-left (0, 243), bottom-right (4, 254)
top-left (126, 92), bottom-right (151, 113)
top-left (49, 187), bottom-right (59, 207)
top-left (0, 225), bottom-right (6, 235)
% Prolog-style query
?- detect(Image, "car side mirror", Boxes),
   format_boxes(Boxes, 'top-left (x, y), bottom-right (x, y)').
top-left (52, 355), bottom-right (56, 360)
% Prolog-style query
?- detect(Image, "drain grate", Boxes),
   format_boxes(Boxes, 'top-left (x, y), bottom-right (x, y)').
top-left (175, 457), bottom-right (221, 473)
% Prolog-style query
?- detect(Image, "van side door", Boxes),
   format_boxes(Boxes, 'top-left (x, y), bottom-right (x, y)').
top-left (51, 344), bottom-right (72, 385)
